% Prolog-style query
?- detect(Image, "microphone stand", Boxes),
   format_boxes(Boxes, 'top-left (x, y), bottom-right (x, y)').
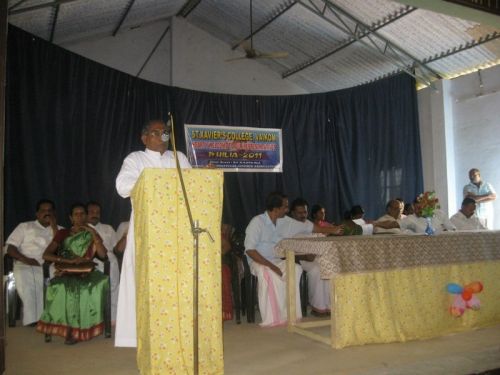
top-left (168, 113), bottom-right (214, 375)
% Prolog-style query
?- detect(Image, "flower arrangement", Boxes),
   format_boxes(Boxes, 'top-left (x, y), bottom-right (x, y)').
top-left (416, 191), bottom-right (440, 218)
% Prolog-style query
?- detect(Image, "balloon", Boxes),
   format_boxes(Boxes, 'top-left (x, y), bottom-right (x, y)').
top-left (446, 283), bottom-right (463, 294)
top-left (461, 289), bottom-right (473, 301)
top-left (466, 295), bottom-right (481, 310)
top-left (465, 281), bottom-right (483, 294)
top-left (450, 295), bottom-right (465, 317)
top-left (450, 306), bottom-right (464, 317)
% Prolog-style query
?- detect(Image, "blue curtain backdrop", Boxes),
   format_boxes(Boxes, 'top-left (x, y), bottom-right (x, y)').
top-left (5, 25), bottom-right (423, 233)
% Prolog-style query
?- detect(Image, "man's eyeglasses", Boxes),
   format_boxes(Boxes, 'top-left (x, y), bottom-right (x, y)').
top-left (148, 130), bottom-right (169, 137)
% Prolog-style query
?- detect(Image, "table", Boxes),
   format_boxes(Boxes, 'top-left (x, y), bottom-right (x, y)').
top-left (275, 231), bottom-right (500, 348)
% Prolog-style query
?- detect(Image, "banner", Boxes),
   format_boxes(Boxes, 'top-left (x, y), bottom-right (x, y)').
top-left (184, 124), bottom-right (283, 172)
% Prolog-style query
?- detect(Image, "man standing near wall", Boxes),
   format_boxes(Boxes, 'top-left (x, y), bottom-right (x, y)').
top-left (463, 168), bottom-right (496, 229)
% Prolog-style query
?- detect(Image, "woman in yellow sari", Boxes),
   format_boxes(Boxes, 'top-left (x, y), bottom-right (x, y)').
top-left (36, 203), bottom-right (109, 344)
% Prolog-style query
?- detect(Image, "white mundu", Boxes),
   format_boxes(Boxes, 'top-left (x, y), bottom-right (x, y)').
top-left (5, 221), bottom-right (60, 325)
top-left (115, 149), bottom-right (191, 347)
top-left (300, 258), bottom-right (330, 313)
top-left (91, 222), bottom-right (120, 322)
top-left (245, 214), bottom-right (312, 326)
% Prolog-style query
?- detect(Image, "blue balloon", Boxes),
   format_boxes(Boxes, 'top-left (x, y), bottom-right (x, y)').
top-left (446, 283), bottom-right (463, 294)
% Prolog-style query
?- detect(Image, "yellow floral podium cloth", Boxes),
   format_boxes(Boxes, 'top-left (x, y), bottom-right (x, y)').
top-left (276, 231), bottom-right (500, 348)
top-left (132, 169), bottom-right (224, 374)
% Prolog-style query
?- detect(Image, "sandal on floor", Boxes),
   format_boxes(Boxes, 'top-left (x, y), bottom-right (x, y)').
top-left (65, 329), bottom-right (78, 345)
top-left (64, 337), bottom-right (78, 345)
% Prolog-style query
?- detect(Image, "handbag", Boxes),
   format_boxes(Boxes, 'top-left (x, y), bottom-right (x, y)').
top-left (55, 260), bottom-right (96, 276)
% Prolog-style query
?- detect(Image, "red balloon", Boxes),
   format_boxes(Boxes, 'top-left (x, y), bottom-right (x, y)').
top-left (465, 281), bottom-right (483, 294)
top-left (462, 289), bottom-right (473, 301)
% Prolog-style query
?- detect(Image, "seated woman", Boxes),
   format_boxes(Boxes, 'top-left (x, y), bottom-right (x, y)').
top-left (311, 204), bottom-right (333, 227)
top-left (341, 209), bottom-right (363, 235)
top-left (36, 203), bottom-right (109, 345)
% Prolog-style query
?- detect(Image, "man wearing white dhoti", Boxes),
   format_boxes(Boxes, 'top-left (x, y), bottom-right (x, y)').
top-left (87, 201), bottom-right (120, 323)
top-left (245, 192), bottom-right (343, 327)
top-left (289, 198), bottom-right (331, 315)
top-left (115, 120), bottom-right (191, 347)
top-left (5, 199), bottom-right (61, 325)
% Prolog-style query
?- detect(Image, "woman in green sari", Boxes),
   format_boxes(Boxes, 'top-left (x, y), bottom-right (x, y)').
top-left (36, 203), bottom-right (109, 345)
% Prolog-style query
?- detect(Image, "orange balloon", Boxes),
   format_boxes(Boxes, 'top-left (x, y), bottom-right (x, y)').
top-left (465, 281), bottom-right (483, 294)
top-left (461, 289), bottom-right (473, 301)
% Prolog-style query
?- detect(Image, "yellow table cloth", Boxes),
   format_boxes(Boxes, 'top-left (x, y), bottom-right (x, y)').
top-left (276, 231), bottom-right (500, 348)
top-left (132, 169), bottom-right (224, 374)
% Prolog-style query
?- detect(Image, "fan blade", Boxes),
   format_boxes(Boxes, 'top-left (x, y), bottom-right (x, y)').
top-left (256, 51), bottom-right (289, 59)
top-left (225, 56), bottom-right (249, 62)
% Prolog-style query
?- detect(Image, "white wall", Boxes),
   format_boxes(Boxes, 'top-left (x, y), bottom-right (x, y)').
top-left (418, 64), bottom-right (500, 228)
top-left (63, 20), bottom-right (173, 86)
top-left (170, 18), bottom-right (307, 95)
top-left (63, 18), bottom-right (307, 96)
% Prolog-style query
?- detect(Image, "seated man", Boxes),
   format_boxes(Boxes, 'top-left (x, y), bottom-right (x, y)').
top-left (5, 199), bottom-right (61, 326)
top-left (114, 221), bottom-right (129, 256)
top-left (290, 198), bottom-right (330, 316)
top-left (374, 199), bottom-right (404, 234)
top-left (450, 197), bottom-right (487, 230)
top-left (395, 198), bottom-right (407, 219)
top-left (244, 192), bottom-right (343, 327)
top-left (398, 196), bottom-right (456, 234)
top-left (114, 221), bottom-right (129, 272)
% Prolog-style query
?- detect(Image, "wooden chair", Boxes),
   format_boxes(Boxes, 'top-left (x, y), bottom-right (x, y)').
top-left (42, 259), bottom-right (112, 342)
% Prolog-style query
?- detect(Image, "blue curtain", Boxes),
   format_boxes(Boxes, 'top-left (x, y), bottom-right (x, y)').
top-left (5, 25), bottom-right (422, 233)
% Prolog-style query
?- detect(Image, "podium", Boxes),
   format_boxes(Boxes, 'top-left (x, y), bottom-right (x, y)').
top-left (131, 169), bottom-right (224, 375)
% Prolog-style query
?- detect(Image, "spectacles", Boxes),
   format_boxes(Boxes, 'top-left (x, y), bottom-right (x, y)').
top-left (149, 130), bottom-right (169, 137)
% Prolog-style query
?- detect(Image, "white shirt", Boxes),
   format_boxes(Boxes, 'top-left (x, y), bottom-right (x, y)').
top-left (115, 221), bottom-right (129, 244)
top-left (374, 214), bottom-right (402, 234)
top-left (450, 211), bottom-right (487, 231)
top-left (244, 213), bottom-right (313, 263)
top-left (398, 210), bottom-right (456, 234)
top-left (116, 148), bottom-right (191, 198)
top-left (92, 222), bottom-right (117, 253)
top-left (463, 181), bottom-right (496, 222)
top-left (5, 221), bottom-right (59, 264)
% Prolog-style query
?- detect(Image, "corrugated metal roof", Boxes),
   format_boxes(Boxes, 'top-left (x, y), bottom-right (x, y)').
top-left (8, 0), bottom-right (500, 92)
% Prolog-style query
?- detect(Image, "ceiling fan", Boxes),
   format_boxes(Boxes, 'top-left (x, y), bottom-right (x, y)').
top-left (226, 0), bottom-right (289, 62)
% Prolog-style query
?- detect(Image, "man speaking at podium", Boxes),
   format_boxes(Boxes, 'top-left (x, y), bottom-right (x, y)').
top-left (115, 119), bottom-right (191, 347)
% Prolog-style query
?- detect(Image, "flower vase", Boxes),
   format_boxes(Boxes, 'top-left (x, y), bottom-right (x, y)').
top-left (424, 216), bottom-right (435, 236)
